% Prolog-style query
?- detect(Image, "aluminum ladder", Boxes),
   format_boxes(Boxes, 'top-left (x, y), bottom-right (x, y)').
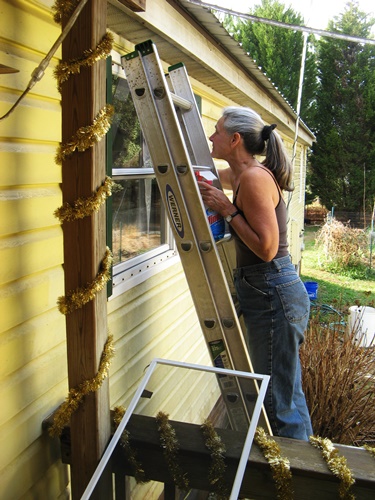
top-left (122, 40), bottom-right (270, 433)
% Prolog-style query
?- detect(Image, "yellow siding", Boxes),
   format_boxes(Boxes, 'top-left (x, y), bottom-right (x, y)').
top-left (0, 1), bottom-right (69, 498)
top-left (108, 261), bottom-right (216, 419)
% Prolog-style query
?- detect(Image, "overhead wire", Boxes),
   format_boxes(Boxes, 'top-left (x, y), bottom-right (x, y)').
top-left (186, 0), bottom-right (375, 45)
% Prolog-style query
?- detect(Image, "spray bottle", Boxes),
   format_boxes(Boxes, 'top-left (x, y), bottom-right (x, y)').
top-left (195, 169), bottom-right (225, 241)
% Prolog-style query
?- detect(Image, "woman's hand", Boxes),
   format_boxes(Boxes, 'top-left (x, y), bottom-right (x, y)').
top-left (197, 181), bottom-right (234, 216)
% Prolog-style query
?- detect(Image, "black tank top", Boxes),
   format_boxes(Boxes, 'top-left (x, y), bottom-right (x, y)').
top-left (230, 166), bottom-right (289, 267)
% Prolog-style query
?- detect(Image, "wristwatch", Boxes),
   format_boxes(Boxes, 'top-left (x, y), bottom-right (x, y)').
top-left (225, 210), bottom-right (240, 223)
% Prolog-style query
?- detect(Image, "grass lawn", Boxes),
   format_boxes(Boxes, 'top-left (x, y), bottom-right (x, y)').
top-left (300, 225), bottom-right (375, 310)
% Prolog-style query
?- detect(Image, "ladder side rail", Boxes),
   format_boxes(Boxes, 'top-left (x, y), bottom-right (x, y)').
top-left (122, 50), bottom-right (251, 432)
top-left (168, 64), bottom-right (240, 312)
top-left (168, 63), bottom-right (215, 169)
top-left (125, 43), bottom-right (270, 432)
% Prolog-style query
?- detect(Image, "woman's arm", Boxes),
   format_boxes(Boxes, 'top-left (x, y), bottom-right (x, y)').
top-left (200, 169), bottom-right (279, 261)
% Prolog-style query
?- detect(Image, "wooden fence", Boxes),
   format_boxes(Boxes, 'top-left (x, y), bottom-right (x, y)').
top-left (305, 207), bottom-right (374, 228)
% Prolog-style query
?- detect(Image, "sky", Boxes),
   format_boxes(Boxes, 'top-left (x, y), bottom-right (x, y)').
top-left (203, 0), bottom-right (375, 31)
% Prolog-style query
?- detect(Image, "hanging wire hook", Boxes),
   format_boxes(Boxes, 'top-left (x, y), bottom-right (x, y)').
top-left (0, 0), bottom-right (89, 121)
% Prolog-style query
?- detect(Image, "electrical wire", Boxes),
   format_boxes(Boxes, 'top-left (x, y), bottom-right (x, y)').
top-left (0, 0), bottom-right (89, 121)
top-left (186, 0), bottom-right (375, 46)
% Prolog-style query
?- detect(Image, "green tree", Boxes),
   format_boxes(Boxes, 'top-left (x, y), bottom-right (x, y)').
top-left (225, 0), bottom-right (318, 126)
top-left (309, 1), bottom-right (375, 212)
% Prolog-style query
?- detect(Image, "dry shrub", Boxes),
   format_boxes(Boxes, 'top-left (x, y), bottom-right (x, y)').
top-left (300, 308), bottom-right (375, 446)
top-left (316, 218), bottom-right (369, 269)
top-left (112, 224), bottom-right (160, 264)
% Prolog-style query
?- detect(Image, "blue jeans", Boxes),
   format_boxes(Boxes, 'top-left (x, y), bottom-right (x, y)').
top-left (234, 255), bottom-right (313, 440)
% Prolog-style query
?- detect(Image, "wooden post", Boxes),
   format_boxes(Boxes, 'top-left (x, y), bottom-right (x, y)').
top-left (60, 1), bottom-right (111, 498)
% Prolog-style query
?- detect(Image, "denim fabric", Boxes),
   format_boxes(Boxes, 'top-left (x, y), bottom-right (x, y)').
top-left (234, 255), bottom-right (313, 440)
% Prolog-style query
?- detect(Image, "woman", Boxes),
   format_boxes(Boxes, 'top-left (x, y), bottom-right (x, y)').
top-left (198, 106), bottom-right (313, 440)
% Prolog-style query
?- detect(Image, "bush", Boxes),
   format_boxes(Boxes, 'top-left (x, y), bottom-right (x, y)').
top-left (300, 306), bottom-right (375, 446)
top-left (315, 218), bottom-right (370, 277)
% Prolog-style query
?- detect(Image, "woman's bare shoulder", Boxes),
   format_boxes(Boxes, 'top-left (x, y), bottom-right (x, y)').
top-left (240, 165), bottom-right (273, 188)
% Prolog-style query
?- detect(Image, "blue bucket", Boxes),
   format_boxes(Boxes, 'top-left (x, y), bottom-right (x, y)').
top-left (304, 281), bottom-right (318, 300)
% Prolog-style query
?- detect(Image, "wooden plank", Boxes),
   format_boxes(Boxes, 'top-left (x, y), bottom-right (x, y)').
top-left (60, 0), bottom-right (111, 498)
top-left (117, 0), bottom-right (146, 12)
top-left (48, 414), bottom-right (375, 499)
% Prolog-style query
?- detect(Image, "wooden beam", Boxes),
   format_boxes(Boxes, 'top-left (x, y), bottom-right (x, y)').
top-left (46, 414), bottom-right (375, 499)
top-left (60, 1), bottom-right (111, 498)
top-left (116, 0), bottom-right (146, 12)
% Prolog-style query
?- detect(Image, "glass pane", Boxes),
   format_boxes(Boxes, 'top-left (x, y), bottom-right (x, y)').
top-left (112, 178), bottom-right (163, 265)
top-left (112, 74), bottom-right (144, 169)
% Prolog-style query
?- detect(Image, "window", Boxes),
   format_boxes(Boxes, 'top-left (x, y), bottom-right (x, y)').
top-left (108, 55), bottom-right (178, 297)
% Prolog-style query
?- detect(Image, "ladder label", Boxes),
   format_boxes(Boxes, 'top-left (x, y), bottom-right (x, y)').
top-left (166, 184), bottom-right (184, 238)
top-left (209, 339), bottom-right (229, 370)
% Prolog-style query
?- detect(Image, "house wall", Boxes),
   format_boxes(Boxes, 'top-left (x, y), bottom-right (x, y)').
top-left (0, 0), bottom-right (71, 498)
top-left (0, 1), bottom-right (311, 499)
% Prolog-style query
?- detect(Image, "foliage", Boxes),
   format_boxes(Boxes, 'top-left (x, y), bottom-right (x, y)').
top-left (301, 225), bottom-right (375, 307)
top-left (112, 74), bottom-right (141, 168)
top-left (224, 0), bottom-right (318, 125)
top-left (223, 1), bottom-right (375, 211)
top-left (300, 309), bottom-right (375, 446)
top-left (301, 226), bottom-right (375, 446)
top-left (309, 2), bottom-right (375, 211)
top-left (315, 218), bottom-right (371, 278)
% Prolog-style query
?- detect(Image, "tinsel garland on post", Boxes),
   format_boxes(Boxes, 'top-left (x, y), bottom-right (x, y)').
top-left (55, 104), bottom-right (114, 164)
top-left (114, 406), bottom-right (148, 484)
top-left (54, 176), bottom-right (115, 222)
top-left (53, 0), bottom-right (84, 23)
top-left (49, 335), bottom-right (114, 437)
top-left (254, 427), bottom-right (294, 500)
top-left (309, 436), bottom-right (355, 500)
top-left (57, 247), bottom-right (113, 315)
top-left (201, 419), bottom-right (229, 499)
top-left (364, 444), bottom-right (375, 459)
top-left (54, 32), bottom-right (114, 91)
top-left (156, 411), bottom-right (190, 492)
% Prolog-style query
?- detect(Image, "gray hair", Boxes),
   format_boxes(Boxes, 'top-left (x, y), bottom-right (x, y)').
top-left (222, 106), bottom-right (294, 192)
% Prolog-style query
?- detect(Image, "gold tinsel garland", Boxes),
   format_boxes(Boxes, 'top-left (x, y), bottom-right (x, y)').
top-left (54, 32), bottom-right (114, 91)
top-left (155, 411), bottom-right (190, 491)
top-left (54, 176), bottom-right (115, 222)
top-left (114, 406), bottom-right (148, 484)
top-left (57, 247), bottom-right (113, 315)
top-left (364, 444), bottom-right (375, 459)
top-left (53, 0), bottom-right (80, 24)
top-left (309, 436), bottom-right (355, 500)
top-left (55, 104), bottom-right (114, 164)
top-left (49, 335), bottom-right (114, 437)
top-left (201, 419), bottom-right (229, 499)
top-left (254, 427), bottom-right (294, 500)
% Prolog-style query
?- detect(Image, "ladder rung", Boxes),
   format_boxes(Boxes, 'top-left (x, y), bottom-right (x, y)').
top-left (170, 92), bottom-right (193, 110)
